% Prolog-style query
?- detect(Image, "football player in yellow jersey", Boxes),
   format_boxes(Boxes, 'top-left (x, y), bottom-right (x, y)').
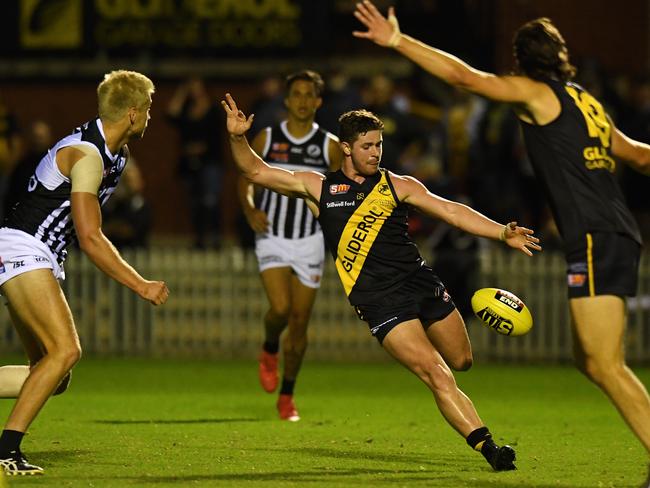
top-left (223, 93), bottom-right (541, 471)
top-left (351, 0), bottom-right (650, 475)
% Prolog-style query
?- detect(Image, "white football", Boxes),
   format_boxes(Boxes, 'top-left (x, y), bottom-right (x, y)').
top-left (471, 288), bottom-right (533, 336)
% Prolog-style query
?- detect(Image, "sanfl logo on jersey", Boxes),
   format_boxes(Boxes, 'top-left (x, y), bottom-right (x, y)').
top-left (307, 144), bottom-right (321, 157)
top-left (330, 184), bottom-right (350, 195)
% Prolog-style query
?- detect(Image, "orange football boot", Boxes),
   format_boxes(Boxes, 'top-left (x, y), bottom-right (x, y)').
top-left (258, 350), bottom-right (279, 393)
top-left (277, 394), bottom-right (300, 421)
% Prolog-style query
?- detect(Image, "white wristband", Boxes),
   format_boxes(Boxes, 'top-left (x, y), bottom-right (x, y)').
top-left (387, 13), bottom-right (401, 48)
top-left (499, 224), bottom-right (508, 242)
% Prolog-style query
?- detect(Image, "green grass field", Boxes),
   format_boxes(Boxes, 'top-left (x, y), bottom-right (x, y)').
top-left (0, 358), bottom-right (647, 487)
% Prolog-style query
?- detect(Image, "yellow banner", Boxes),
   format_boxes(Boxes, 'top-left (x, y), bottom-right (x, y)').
top-left (20, 0), bottom-right (82, 48)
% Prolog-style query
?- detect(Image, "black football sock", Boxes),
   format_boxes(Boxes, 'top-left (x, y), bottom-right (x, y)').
top-left (262, 341), bottom-right (279, 354)
top-left (0, 429), bottom-right (24, 456)
top-left (466, 426), bottom-right (493, 453)
top-left (280, 378), bottom-right (295, 395)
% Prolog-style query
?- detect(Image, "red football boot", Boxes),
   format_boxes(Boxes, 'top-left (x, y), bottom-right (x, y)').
top-left (277, 394), bottom-right (300, 421)
top-left (258, 350), bottom-right (279, 393)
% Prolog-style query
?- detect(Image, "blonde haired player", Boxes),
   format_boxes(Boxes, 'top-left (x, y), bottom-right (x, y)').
top-left (0, 70), bottom-right (169, 475)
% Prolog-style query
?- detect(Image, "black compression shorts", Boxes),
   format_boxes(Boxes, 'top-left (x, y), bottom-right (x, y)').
top-left (353, 265), bottom-right (456, 344)
top-left (566, 232), bottom-right (640, 299)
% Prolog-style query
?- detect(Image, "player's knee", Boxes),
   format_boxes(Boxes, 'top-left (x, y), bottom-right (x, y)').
top-left (415, 361), bottom-right (456, 394)
top-left (56, 344), bottom-right (82, 371)
top-left (449, 354), bottom-right (473, 372)
top-left (284, 331), bottom-right (307, 352)
top-left (268, 304), bottom-right (290, 322)
top-left (288, 310), bottom-right (310, 329)
top-left (578, 356), bottom-right (619, 386)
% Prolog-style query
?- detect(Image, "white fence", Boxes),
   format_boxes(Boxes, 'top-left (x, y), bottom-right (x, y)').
top-left (1, 247), bottom-right (649, 363)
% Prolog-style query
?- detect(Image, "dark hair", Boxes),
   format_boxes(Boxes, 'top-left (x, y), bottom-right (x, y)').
top-left (513, 17), bottom-right (576, 82)
top-left (338, 109), bottom-right (384, 144)
top-left (285, 70), bottom-right (324, 96)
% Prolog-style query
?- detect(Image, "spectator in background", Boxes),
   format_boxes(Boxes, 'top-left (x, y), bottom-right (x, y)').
top-left (236, 76), bottom-right (287, 248)
top-left (0, 93), bottom-right (21, 222)
top-left (618, 77), bottom-right (650, 241)
top-left (317, 69), bottom-right (363, 134)
top-left (361, 74), bottom-right (425, 172)
top-left (102, 159), bottom-right (151, 249)
top-left (167, 77), bottom-right (224, 249)
top-left (3, 120), bottom-right (52, 217)
top-left (248, 76), bottom-right (286, 137)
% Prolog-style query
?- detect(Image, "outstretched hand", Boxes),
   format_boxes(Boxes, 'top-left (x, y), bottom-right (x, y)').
top-left (353, 1), bottom-right (401, 47)
top-left (221, 93), bottom-right (254, 137)
top-left (139, 280), bottom-right (169, 306)
top-left (502, 222), bottom-right (542, 257)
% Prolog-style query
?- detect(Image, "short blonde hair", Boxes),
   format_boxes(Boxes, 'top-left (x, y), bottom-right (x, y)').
top-left (97, 70), bottom-right (155, 122)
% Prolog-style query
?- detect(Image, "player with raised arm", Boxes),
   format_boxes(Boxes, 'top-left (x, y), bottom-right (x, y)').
top-left (352, 0), bottom-right (650, 465)
top-left (0, 70), bottom-right (169, 475)
top-left (223, 93), bottom-right (541, 471)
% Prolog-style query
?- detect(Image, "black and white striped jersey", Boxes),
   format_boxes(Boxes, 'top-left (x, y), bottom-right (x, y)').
top-left (4, 118), bottom-right (128, 264)
top-left (257, 121), bottom-right (337, 239)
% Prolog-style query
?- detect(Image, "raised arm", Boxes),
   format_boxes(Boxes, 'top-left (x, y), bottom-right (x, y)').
top-left (222, 93), bottom-right (323, 204)
top-left (611, 123), bottom-right (650, 176)
top-left (57, 145), bottom-right (168, 305)
top-left (237, 130), bottom-right (270, 233)
top-left (352, 1), bottom-right (545, 107)
top-left (393, 173), bottom-right (541, 256)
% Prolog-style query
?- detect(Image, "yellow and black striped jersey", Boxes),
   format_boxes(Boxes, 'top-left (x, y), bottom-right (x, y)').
top-left (520, 79), bottom-right (641, 253)
top-left (318, 169), bottom-right (423, 305)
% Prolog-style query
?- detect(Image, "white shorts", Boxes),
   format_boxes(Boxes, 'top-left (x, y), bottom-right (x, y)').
top-left (255, 232), bottom-right (325, 289)
top-left (0, 228), bottom-right (65, 289)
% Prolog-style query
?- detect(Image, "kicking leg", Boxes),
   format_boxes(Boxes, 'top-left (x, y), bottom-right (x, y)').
top-left (571, 295), bottom-right (650, 454)
top-left (382, 319), bottom-right (515, 470)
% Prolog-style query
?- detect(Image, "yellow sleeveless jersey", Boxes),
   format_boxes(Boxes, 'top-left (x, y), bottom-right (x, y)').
top-left (318, 169), bottom-right (423, 305)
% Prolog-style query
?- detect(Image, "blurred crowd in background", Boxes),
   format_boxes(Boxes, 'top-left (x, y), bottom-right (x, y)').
top-left (0, 0), bottom-right (650, 316)
top-left (2, 62), bottom-right (650, 247)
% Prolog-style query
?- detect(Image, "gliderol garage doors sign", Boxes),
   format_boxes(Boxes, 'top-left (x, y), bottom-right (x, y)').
top-left (9, 0), bottom-right (309, 56)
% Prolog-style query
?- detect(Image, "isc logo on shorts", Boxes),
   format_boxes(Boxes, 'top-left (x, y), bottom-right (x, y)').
top-left (568, 273), bottom-right (586, 287)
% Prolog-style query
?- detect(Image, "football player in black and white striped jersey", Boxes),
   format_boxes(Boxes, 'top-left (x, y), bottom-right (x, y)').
top-left (0, 71), bottom-right (169, 475)
top-left (238, 70), bottom-right (344, 421)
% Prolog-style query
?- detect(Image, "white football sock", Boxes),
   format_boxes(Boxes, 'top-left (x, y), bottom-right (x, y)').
top-left (0, 365), bottom-right (29, 398)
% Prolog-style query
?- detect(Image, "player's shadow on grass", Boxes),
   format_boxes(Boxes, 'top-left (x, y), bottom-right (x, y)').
top-left (252, 445), bottom-right (452, 467)
top-left (102, 470), bottom-right (541, 486)
top-left (28, 449), bottom-right (90, 464)
top-left (93, 418), bottom-right (261, 425)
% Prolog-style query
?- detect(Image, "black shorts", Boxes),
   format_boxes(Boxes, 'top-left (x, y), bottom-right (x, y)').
top-left (566, 232), bottom-right (640, 299)
top-left (353, 265), bottom-right (456, 344)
